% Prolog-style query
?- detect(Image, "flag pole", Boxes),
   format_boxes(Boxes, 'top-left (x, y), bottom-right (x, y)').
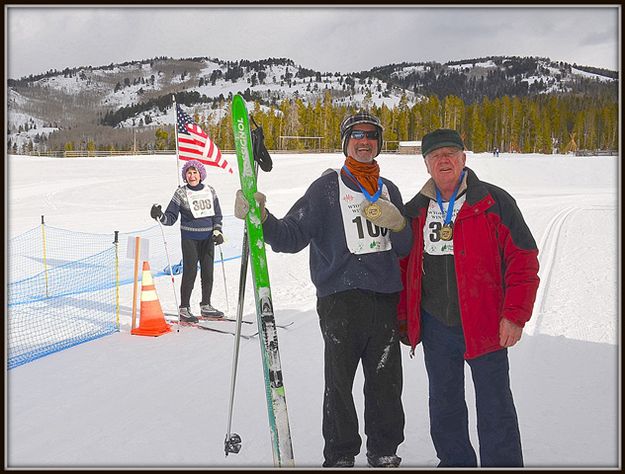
top-left (173, 95), bottom-right (181, 187)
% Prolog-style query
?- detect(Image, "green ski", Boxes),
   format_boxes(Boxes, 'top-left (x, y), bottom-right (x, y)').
top-left (231, 94), bottom-right (295, 467)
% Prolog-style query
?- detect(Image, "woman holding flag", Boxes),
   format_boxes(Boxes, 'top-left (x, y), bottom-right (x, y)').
top-left (151, 159), bottom-right (225, 322)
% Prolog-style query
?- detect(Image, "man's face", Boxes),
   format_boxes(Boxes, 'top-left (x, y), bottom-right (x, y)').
top-left (346, 123), bottom-right (379, 163)
top-left (424, 146), bottom-right (466, 189)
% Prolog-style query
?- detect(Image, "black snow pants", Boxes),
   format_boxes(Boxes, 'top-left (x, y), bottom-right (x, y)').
top-left (316, 289), bottom-right (405, 464)
top-left (180, 237), bottom-right (215, 308)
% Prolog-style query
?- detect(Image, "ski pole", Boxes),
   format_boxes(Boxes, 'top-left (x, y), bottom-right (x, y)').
top-left (224, 162), bottom-right (258, 457)
top-left (224, 222), bottom-right (249, 456)
top-left (217, 244), bottom-right (230, 313)
top-left (157, 218), bottom-right (180, 331)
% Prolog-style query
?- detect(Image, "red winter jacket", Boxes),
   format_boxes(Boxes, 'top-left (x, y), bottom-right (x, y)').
top-left (397, 167), bottom-right (540, 359)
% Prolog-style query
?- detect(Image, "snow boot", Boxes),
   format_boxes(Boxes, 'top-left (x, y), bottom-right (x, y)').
top-left (366, 453), bottom-right (401, 468)
top-left (322, 455), bottom-right (355, 468)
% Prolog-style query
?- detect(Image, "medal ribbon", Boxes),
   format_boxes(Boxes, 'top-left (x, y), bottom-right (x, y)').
top-left (435, 170), bottom-right (466, 226)
top-left (342, 166), bottom-right (383, 203)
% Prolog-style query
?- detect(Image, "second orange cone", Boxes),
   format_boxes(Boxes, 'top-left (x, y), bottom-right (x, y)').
top-left (131, 261), bottom-right (172, 337)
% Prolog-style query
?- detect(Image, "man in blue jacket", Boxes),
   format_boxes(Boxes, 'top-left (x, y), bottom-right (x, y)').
top-left (235, 112), bottom-right (412, 468)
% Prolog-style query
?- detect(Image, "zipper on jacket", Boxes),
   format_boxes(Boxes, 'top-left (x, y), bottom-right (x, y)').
top-left (445, 256), bottom-right (451, 322)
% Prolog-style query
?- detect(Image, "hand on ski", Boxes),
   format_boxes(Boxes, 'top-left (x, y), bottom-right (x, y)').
top-left (360, 197), bottom-right (406, 232)
top-left (150, 203), bottom-right (163, 220)
top-left (213, 229), bottom-right (225, 245)
top-left (234, 190), bottom-right (268, 222)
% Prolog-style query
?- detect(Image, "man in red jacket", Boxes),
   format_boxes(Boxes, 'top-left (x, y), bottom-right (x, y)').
top-left (398, 129), bottom-right (539, 467)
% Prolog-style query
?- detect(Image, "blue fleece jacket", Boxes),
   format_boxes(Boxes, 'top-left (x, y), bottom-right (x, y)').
top-left (262, 170), bottom-right (413, 298)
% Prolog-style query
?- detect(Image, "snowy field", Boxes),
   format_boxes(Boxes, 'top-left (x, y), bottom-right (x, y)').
top-left (6, 151), bottom-right (620, 468)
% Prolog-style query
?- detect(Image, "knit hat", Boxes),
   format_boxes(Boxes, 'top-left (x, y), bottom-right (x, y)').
top-left (181, 159), bottom-right (206, 182)
top-left (340, 111), bottom-right (384, 158)
top-left (421, 129), bottom-right (465, 157)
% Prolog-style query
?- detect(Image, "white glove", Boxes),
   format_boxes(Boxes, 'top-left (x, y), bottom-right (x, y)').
top-left (360, 197), bottom-right (407, 232)
top-left (234, 190), bottom-right (268, 222)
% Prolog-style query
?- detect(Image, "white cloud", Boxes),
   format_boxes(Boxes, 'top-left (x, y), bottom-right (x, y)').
top-left (6, 6), bottom-right (619, 79)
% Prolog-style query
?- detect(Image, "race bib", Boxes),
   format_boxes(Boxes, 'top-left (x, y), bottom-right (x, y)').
top-left (336, 170), bottom-right (392, 255)
top-left (186, 187), bottom-right (215, 218)
top-left (423, 195), bottom-right (466, 255)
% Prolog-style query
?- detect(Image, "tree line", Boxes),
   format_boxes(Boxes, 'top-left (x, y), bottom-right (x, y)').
top-left (12, 89), bottom-right (617, 155)
top-left (151, 90), bottom-right (617, 154)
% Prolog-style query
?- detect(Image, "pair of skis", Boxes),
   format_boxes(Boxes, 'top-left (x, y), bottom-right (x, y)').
top-left (224, 95), bottom-right (295, 467)
top-left (164, 315), bottom-right (257, 339)
top-left (169, 316), bottom-right (293, 339)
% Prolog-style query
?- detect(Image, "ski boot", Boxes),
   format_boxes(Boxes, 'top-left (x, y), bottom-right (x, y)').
top-left (199, 303), bottom-right (224, 319)
top-left (179, 307), bottom-right (198, 324)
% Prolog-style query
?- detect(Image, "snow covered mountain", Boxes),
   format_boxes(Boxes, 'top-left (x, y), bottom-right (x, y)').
top-left (6, 55), bottom-right (617, 152)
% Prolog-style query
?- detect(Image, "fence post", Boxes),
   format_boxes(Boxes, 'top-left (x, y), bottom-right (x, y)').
top-left (131, 237), bottom-right (141, 330)
top-left (114, 231), bottom-right (120, 330)
top-left (40, 215), bottom-right (49, 298)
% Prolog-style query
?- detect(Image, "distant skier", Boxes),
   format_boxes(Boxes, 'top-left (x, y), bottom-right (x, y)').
top-left (235, 111), bottom-right (412, 468)
top-left (150, 159), bottom-right (225, 322)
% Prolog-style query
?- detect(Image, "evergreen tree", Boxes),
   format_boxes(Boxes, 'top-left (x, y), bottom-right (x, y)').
top-left (154, 128), bottom-right (169, 150)
top-left (422, 95), bottom-right (442, 132)
top-left (378, 104), bottom-right (397, 151)
top-left (443, 95), bottom-right (464, 131)
top-left (395, 94), bottom-right (410, 142)
top-left (469, 104), bottom-right (487, 152)
top-left (86, 139), bottom-right (96, 155)
top-left (510, 96), bottom-right (524, 152)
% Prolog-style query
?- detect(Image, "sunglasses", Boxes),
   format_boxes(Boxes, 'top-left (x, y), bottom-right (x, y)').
top-left (350, 130), bottom-right (379, 140)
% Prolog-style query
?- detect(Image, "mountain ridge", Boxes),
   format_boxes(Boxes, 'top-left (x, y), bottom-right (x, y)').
top-left (7, 55), bottom-right (618, 152)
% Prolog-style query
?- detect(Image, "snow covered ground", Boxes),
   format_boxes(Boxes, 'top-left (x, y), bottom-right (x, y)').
top-left (6, 151), bottom-right (620, 468)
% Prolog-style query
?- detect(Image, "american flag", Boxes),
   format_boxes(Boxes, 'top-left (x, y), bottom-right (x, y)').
top-left (176, 104), bottom-right (234, 174)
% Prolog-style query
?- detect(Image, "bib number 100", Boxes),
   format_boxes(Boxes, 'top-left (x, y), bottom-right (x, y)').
top-left (352, 216), bottom-right (388, 238)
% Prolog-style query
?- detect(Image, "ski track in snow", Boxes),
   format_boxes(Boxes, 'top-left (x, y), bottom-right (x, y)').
top-left (526, 203), bottom-right (617, 343)
top-left (528, 206), bottom-right (579, 335)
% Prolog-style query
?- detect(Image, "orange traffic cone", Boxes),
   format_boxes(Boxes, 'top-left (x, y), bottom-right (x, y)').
top-left (131, 261), bottom-right (172, 337)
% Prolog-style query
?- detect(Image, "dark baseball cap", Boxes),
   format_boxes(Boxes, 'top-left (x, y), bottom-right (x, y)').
top-left (422, 129), bottom-right (464, 157)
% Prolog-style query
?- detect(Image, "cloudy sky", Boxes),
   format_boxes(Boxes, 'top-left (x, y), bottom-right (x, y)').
top-left (6, 5), bottom-right (620, 79)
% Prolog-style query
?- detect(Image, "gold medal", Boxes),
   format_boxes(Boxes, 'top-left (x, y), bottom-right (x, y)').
top-left (364, 202), bottom-right (382, 220)
top-left (440, 224), bottom-right (453, 241)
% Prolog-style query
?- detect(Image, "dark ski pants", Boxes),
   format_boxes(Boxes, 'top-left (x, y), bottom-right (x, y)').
top-left (316, 289), bottom-right (405, 464)
top-left (180, 237), bottom-right (215, 308)
top-left (421, 310), bottom-right (523, 467)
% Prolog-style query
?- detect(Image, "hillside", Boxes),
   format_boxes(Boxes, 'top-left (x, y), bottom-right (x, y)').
top-left (7, 55), bottom-right (618, 153)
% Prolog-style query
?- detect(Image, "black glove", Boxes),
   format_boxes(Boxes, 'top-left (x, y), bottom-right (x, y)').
top-left (213, 229), bottom-right (224, 245)
top-left (250, 116), bottom-right (273, 172)
top-left (150, 204), bottom-right (163, 220)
